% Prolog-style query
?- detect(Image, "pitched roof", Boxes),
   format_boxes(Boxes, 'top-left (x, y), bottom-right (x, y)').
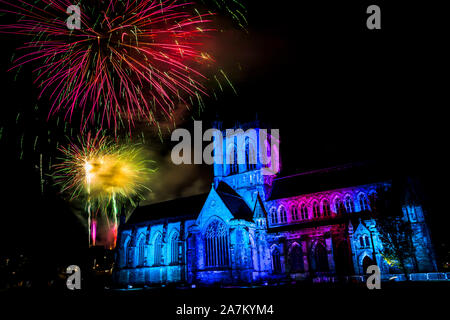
top-left (254, 193), bottom-right (268, 219)
top-left (268, 162), bottom-right (392, 201)
top-left (215, 181), bottom-right (254, 222)
top-left (125, 181), bottom-right (254, 225)
top-left (126, 193), bottom-right (209, 225)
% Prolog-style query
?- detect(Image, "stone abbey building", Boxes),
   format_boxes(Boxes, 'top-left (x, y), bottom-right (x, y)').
top-left (114, 125), bottom-right (437, 286)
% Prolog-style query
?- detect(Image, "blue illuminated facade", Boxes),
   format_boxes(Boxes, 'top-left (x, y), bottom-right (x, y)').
top-left (114, 125), bottom-right (437, 286)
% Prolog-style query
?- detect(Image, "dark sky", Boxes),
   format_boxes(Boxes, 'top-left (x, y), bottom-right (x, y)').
top-left (0, 1), bottom-right (448, 267)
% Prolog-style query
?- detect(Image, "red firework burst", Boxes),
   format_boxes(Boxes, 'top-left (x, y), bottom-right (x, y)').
top-left (0, 0), bottom-right (215, 131)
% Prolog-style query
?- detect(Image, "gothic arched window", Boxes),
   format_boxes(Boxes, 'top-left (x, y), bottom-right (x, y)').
top-left (279, 206), bottom-right (287, 223)
top-left (368, 192), bottom-right (377, 211)
top-left (314, 243), bottom-right (329, 272)
top-left (335, 198), bottom-right (344, 215)
top-left (301, 204), bottom-right (308, 220)
top-left (291, 206), bottom-right (299, 221)
top-left (359, 193), bottom-right (370, 212)
top-left (205, 220), bottom-right (229, 267)
top-left (313, 201), bottom-right (320, 218)
top-left (360, 236), bottom-right (365, 247)
top-left (272, 248), bottom-right (282, 274)
top-left (153, 234), bottom-right (162, 266)
top-left (245, 137), bottom-right (256, 171)
top-left (138, 236), bottom-right (146, 266)
top-left (344, 196), bottom-right (354, 213)
top-left (322, 199), bottom-right (331, 217)
top-left (270, 207), bottom-right (278, 224)
top-left (123, 237), bottom-right (131, 267)
top-left (289, 244), bottom-right (304, 273)
top-left (170, 232), bottom-right (179, 264)
top-left (364, 235), bottom-right (371, 247)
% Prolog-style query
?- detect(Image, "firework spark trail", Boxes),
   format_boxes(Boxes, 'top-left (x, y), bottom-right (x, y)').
top-left (194, 0), bottom-right (248, 30)
top-left (0, 0), bottom-right (217, 131)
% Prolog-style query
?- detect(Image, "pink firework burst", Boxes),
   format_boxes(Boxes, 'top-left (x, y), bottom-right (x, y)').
top-left (0, 0), bottom-right (216, 131)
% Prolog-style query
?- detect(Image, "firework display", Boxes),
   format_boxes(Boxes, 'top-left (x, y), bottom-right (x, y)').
top-left (0, 0), bottom-right (216, 131)
top-left (53, 132), bottom-right (156, 246)
top-left (0, 0), bottom-right (243, 248)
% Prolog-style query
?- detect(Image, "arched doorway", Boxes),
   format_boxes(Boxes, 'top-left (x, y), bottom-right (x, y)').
top-left (288, 244), bottom-right (304, 273)
top-left (362, 255), bottom-right (375, 274)
top-left (272, 248), bottom-right (282, 274)
top-left (314, 243), bottom-right (329, 272)
top-left (334, 241), bottom-right (353, 275)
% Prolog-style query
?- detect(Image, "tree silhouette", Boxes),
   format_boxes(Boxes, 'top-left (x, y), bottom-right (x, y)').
top-left (371, 183), bottom-right (415, 279)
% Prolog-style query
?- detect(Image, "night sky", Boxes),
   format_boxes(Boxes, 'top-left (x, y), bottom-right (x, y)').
top-left (0, 1), bottom-right (448, 275)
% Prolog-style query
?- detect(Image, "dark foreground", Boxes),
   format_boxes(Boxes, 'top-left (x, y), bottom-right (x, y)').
top-left (1, 281), bottom-right (449, 319)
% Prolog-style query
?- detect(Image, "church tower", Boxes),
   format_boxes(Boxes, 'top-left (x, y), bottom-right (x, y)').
top-left (212, 121), bottom-right (280, 209)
